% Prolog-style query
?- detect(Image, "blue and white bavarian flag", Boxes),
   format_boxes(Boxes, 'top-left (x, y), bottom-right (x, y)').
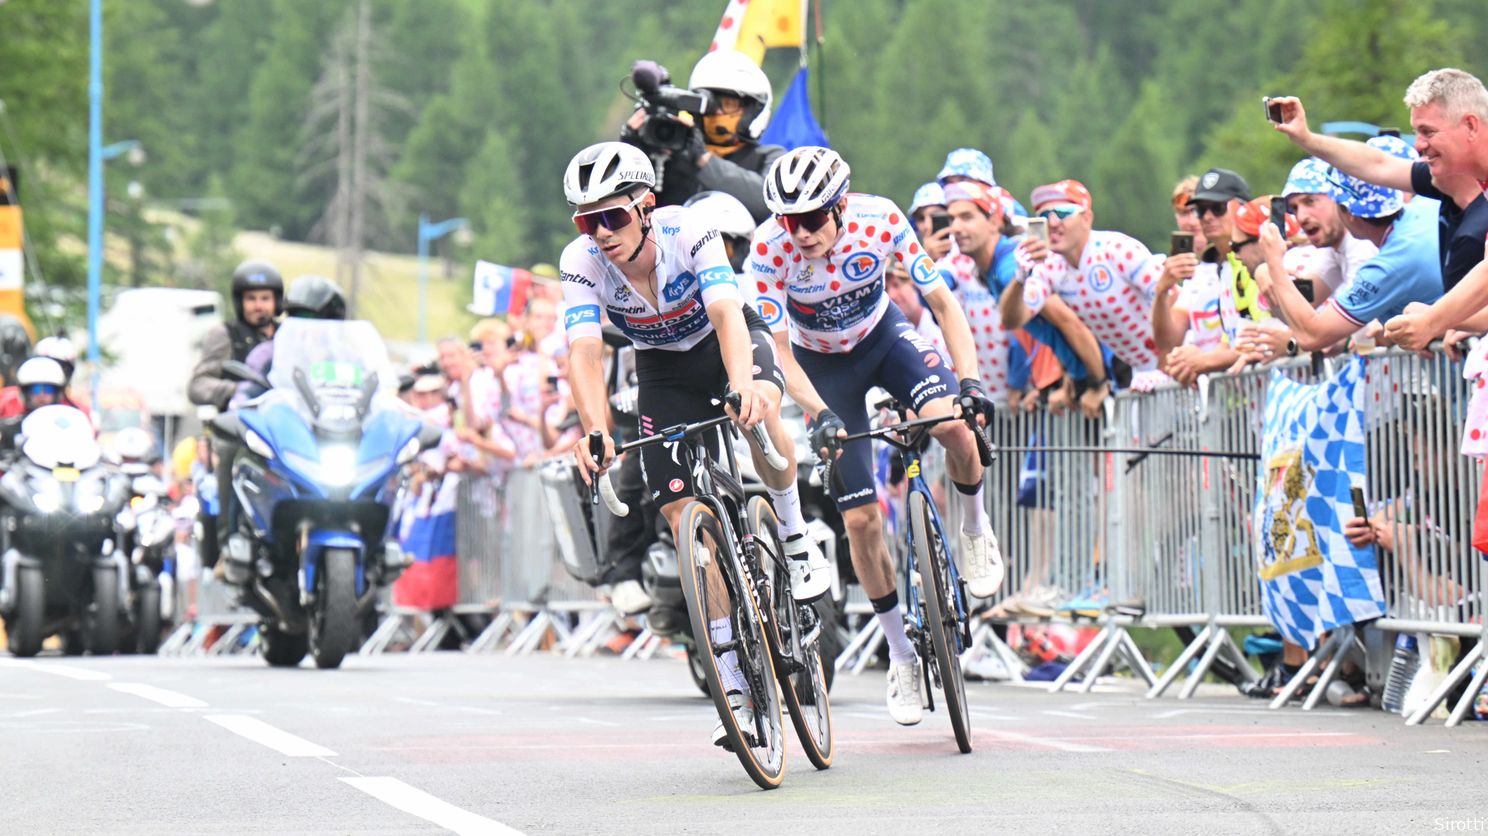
top-left (1254, 357), bottom-right (1385, 649)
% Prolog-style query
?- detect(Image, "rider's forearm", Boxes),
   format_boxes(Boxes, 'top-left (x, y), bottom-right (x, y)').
top-left (568, 340), bottom-right (610, 435)
top-left (706, 301), bottom-right (756, 394)
top-left (925, 288), bottom-right (979, 381)
top-left (773, 332), bottom-right (828, 418)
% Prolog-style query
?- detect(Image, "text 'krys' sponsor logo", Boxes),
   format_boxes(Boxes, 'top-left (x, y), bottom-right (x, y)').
top-left (690, 228), bottom-right (719, 257)
top-left (664, 271), bottom-right (696, 303)
top-left (842, 251), bottom-right (881, 282)
top-left (561, 270), bottom-right (595, 287)
top-left (756, 297), bottom-right (784, 325)
top-left (564, 305), bottom-right (601, 328)
top-left (660, 224), bottom-right (682, 237)
top-left (698, 266), bottom-right (735, 290)
top-left (1089, 264), bottom-right (1115, 293)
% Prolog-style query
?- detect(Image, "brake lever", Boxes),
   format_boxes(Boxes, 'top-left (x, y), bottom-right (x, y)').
top-left (958, 395), bottom-right (995, 467)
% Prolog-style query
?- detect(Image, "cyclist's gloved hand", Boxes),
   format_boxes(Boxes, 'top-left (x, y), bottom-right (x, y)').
top-left (958, 377), bottom-right (995, 426)
top-left (808, 408), bottom-right (846, 460)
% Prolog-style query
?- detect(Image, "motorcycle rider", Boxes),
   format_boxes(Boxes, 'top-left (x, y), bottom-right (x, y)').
top-left (190, 260), bottom-right (283, 569)
top-left (0, 336), bottom-right (89, 420)
top-left (0, 357), bottom-right (69, 453)
top-left (231, 276), bottom-right (347, 408)
top-left (623, 49), bottom-right (784, 223)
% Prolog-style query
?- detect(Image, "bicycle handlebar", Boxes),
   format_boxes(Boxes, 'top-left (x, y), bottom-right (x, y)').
top-left (588, 431), bottom-right (630, 517)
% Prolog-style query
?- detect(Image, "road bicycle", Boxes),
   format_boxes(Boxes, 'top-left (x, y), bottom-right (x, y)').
top-left (591, 393), bottom-right (832, 789)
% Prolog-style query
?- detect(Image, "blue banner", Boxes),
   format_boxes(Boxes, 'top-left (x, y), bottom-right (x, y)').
top-left (759, 68), bottom-right (828, 150)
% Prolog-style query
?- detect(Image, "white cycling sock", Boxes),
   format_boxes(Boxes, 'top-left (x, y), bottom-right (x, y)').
top-left (871, 592), bottom-right (917, 663)
top-left (767, 483), bottom-right (806, 538)
top-left (955, 480), bottom-right (990, 536)
top-left (710, 616), bottom-right (749, 695)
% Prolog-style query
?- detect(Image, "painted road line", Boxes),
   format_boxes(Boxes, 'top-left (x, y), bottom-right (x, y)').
top-left (204, 714), bottom-right (337, 757)
top-left (0, 660), bottom-right (111, 681)
top-left (340, 776), bottom-right (524, 836)
top-left (978, 728), bottom-right (1113, 753)
top-left (108, 683), bottom-right (209, 709)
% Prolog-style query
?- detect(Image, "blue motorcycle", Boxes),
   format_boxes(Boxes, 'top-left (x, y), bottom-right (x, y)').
top-left (214, 319), bottom-right (439, 669)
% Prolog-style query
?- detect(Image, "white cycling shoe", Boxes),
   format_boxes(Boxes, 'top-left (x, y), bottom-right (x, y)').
top-left (609, 579), bottom-right (653, 615)
top-left (711, 690), bottom-right (758, 751)
top-left (783, 533), bottom-right (832, 603)
top-left (959, 529), bottom-right (1006, 599)
top-left (886, 657), bottom-right (924, 726)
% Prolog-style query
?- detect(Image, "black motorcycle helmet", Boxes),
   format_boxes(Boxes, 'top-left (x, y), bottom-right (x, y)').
top-left (230, 259), bottom-right (285, 323)
top-left (283, 275), bottom-right (347, 320)
top-left (0, 315), bottom-right (32, 386)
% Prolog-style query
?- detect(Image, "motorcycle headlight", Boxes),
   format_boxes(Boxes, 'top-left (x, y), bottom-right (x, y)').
top-left (80, 493), bottom-right (106, 514)
top-left (320, 445), bottom-right (358, 487)
top-left (396, 436), bottom-right (421, 466)
top-left (34, 491), bottom-right (60, 513)
top-left (244, 429), bottom-right (275, 460)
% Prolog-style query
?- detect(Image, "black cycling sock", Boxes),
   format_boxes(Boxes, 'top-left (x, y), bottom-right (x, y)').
top-left (952, 480), bottom-right (980, 496)
top-left (870, 590), bottom-right (899, 614)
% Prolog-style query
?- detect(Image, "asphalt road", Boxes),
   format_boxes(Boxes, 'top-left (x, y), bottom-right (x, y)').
top-left (1, 650), bottom-right (1484, 835)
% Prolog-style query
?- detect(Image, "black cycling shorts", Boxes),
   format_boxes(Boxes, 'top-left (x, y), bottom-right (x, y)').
top-left (794, 305), bottom-right (957, 510)
top-left (633, 305), bottom-right (783, 507)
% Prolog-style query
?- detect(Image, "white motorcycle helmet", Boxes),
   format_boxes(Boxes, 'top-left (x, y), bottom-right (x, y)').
top-left (763, 146), bottom-right (851, 215)
top-left (682, 191), bottom-right (757, 239)
top-left (563, 142), bottom-right (656, 206)
top-left (688, 49), bottom-right (773, 142)
top-left (16, 356), bottom-right (66, 390)
top-left (112, 426), bottom-right (157, 465)
top-left (34, 335), bottom-right (78, 380)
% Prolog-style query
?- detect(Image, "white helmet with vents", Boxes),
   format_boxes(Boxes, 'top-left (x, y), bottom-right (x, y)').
top-left (683, 191), bottom-right (756, 239)
top-left (763, 146), bottom-right (850, 215)
top-left (563, 142), bottom-right (656, 206)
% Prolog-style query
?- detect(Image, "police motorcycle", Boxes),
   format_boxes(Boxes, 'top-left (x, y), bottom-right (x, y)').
top-left (107, 428), bottom-right (177, 654)
top-left (213, 318), bottom-right (441, 669)
top-left (0, 405), bottom-right (132, 657)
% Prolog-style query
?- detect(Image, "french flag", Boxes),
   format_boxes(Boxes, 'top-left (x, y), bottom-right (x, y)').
top-left (393, 476), bottom-right (460, 611)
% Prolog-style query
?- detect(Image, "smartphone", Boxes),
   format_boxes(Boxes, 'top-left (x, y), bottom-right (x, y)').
top-left (1026, 217), bottom-right (1050, 244)
top-left (930, 213), bottom-right (952, 235)
top-left (1263, 96), bottom-right (1285, 124)
top-left (546, 375), bottom-right (560, 389)
top-left (1270, 195), bottom-right (1289, 236)
top-left (1295, 278), bottom-right (1315, 304)
top-left (1169, 231), bottom-right (1194, 256)
top-left (1350, 486), bottom-right (1368, 520)
top-left (1379, 127), bottom-right (1401, 138)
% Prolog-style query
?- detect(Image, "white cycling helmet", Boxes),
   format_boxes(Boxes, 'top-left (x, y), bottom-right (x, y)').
top-left (34, 335), bottom-right (78, 367)
top-left (763, 146), bottom-right (851, 215)
top-left (688, 50), bottom-right (773, 142)
top-left (112, 426), bottom-right (156, 463)
top-left (563, 142), bottom-right (655, 206)
top-left (682, 191), bottom-right (756, 239)
top-left (16, 356), bottom-right (65, 388)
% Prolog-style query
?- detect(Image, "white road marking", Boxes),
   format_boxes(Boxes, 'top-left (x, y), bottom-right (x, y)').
top-left (204, 714), bottom-right (337, 757)
top-left (1151, 707), bottom-right (1347, 720)
top-left (977, 728), bottom-right (1113, 753)
top-left (7, 708), bottom-right (62, 718)
top-left (340, 776), bottom-right (524, 835)
top-left (108, 683), bottom-right (208, 709)
top-left (0, 661), bottom-right (111, 681)
top-left (576, 717), bottom-right (619, 727)
top-left (1041, 710), bottom-right (1090, 720)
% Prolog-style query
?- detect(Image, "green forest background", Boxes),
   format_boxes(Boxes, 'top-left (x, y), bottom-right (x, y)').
top-left (2, 0), bottom-right (1485, 334)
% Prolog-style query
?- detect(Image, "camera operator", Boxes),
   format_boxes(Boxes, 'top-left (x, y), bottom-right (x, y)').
top-left (621, 50), bottom-right (784, 222)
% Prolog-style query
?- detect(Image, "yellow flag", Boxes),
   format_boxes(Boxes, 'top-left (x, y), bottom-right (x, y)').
top-left (713, 0), bottom-right (803, 65)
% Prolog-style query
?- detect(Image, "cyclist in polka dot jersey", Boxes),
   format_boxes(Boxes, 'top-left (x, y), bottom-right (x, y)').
top-left (747, 147), bottom-right (1005, 727)
top-left (1001, 180), bottom-right (1173, 391)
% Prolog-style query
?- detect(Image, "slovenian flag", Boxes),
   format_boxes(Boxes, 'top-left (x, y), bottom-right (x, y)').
top-left (393, 475), bottom-right (460, 611)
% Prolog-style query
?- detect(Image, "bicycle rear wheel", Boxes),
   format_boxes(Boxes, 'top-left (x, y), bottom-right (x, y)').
top-left (676, 500), bottom-right (787, 789)
top-left (747, 496), bottom-right (832, 771)
top-left (910, 491), bottom-right (972, 753)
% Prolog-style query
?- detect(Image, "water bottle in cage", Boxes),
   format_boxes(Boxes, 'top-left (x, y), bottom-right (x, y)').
top-left (1381, 633), bottom-right (1420, 714)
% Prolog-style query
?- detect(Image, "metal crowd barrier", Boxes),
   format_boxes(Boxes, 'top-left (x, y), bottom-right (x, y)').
top-left (159, 575), bottom-right (260, 657)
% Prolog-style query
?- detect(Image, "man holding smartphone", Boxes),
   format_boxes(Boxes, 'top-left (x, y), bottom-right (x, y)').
top-left (936, 181), bottom-right (1108, 416)
top-left (1272, 158), bottom-right (1379, 307)
top-left (1002, 180), bottom-right (1171, 391)
top-left (1151, 168), bottom-right (1248, 386)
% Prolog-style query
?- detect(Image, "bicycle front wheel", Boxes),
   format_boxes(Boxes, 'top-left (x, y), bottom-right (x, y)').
top-left (747, 496), bottom-right (832, 771)
top-left (910, 491), bottom-right (973, 753)
top-left (676, 500), bottom-right (787, 789)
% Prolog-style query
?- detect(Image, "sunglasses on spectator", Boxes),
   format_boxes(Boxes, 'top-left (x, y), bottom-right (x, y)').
top-left (573, 192), bottom-right (645, 237)
top-left (1035, 205), bottom-right (1083, 221)
top-left (1192, 201), bottom-right (1229, 218)
top-left (778, 206), bottom-right (837, 234)
top-left (1231, 237), bottom-right (1259, 250)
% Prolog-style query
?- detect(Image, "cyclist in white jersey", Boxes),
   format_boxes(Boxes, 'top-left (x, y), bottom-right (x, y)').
top-left (745, 146), bottom-right (1005, 726)
top-left (560, 143), bottom-right (831, 747)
